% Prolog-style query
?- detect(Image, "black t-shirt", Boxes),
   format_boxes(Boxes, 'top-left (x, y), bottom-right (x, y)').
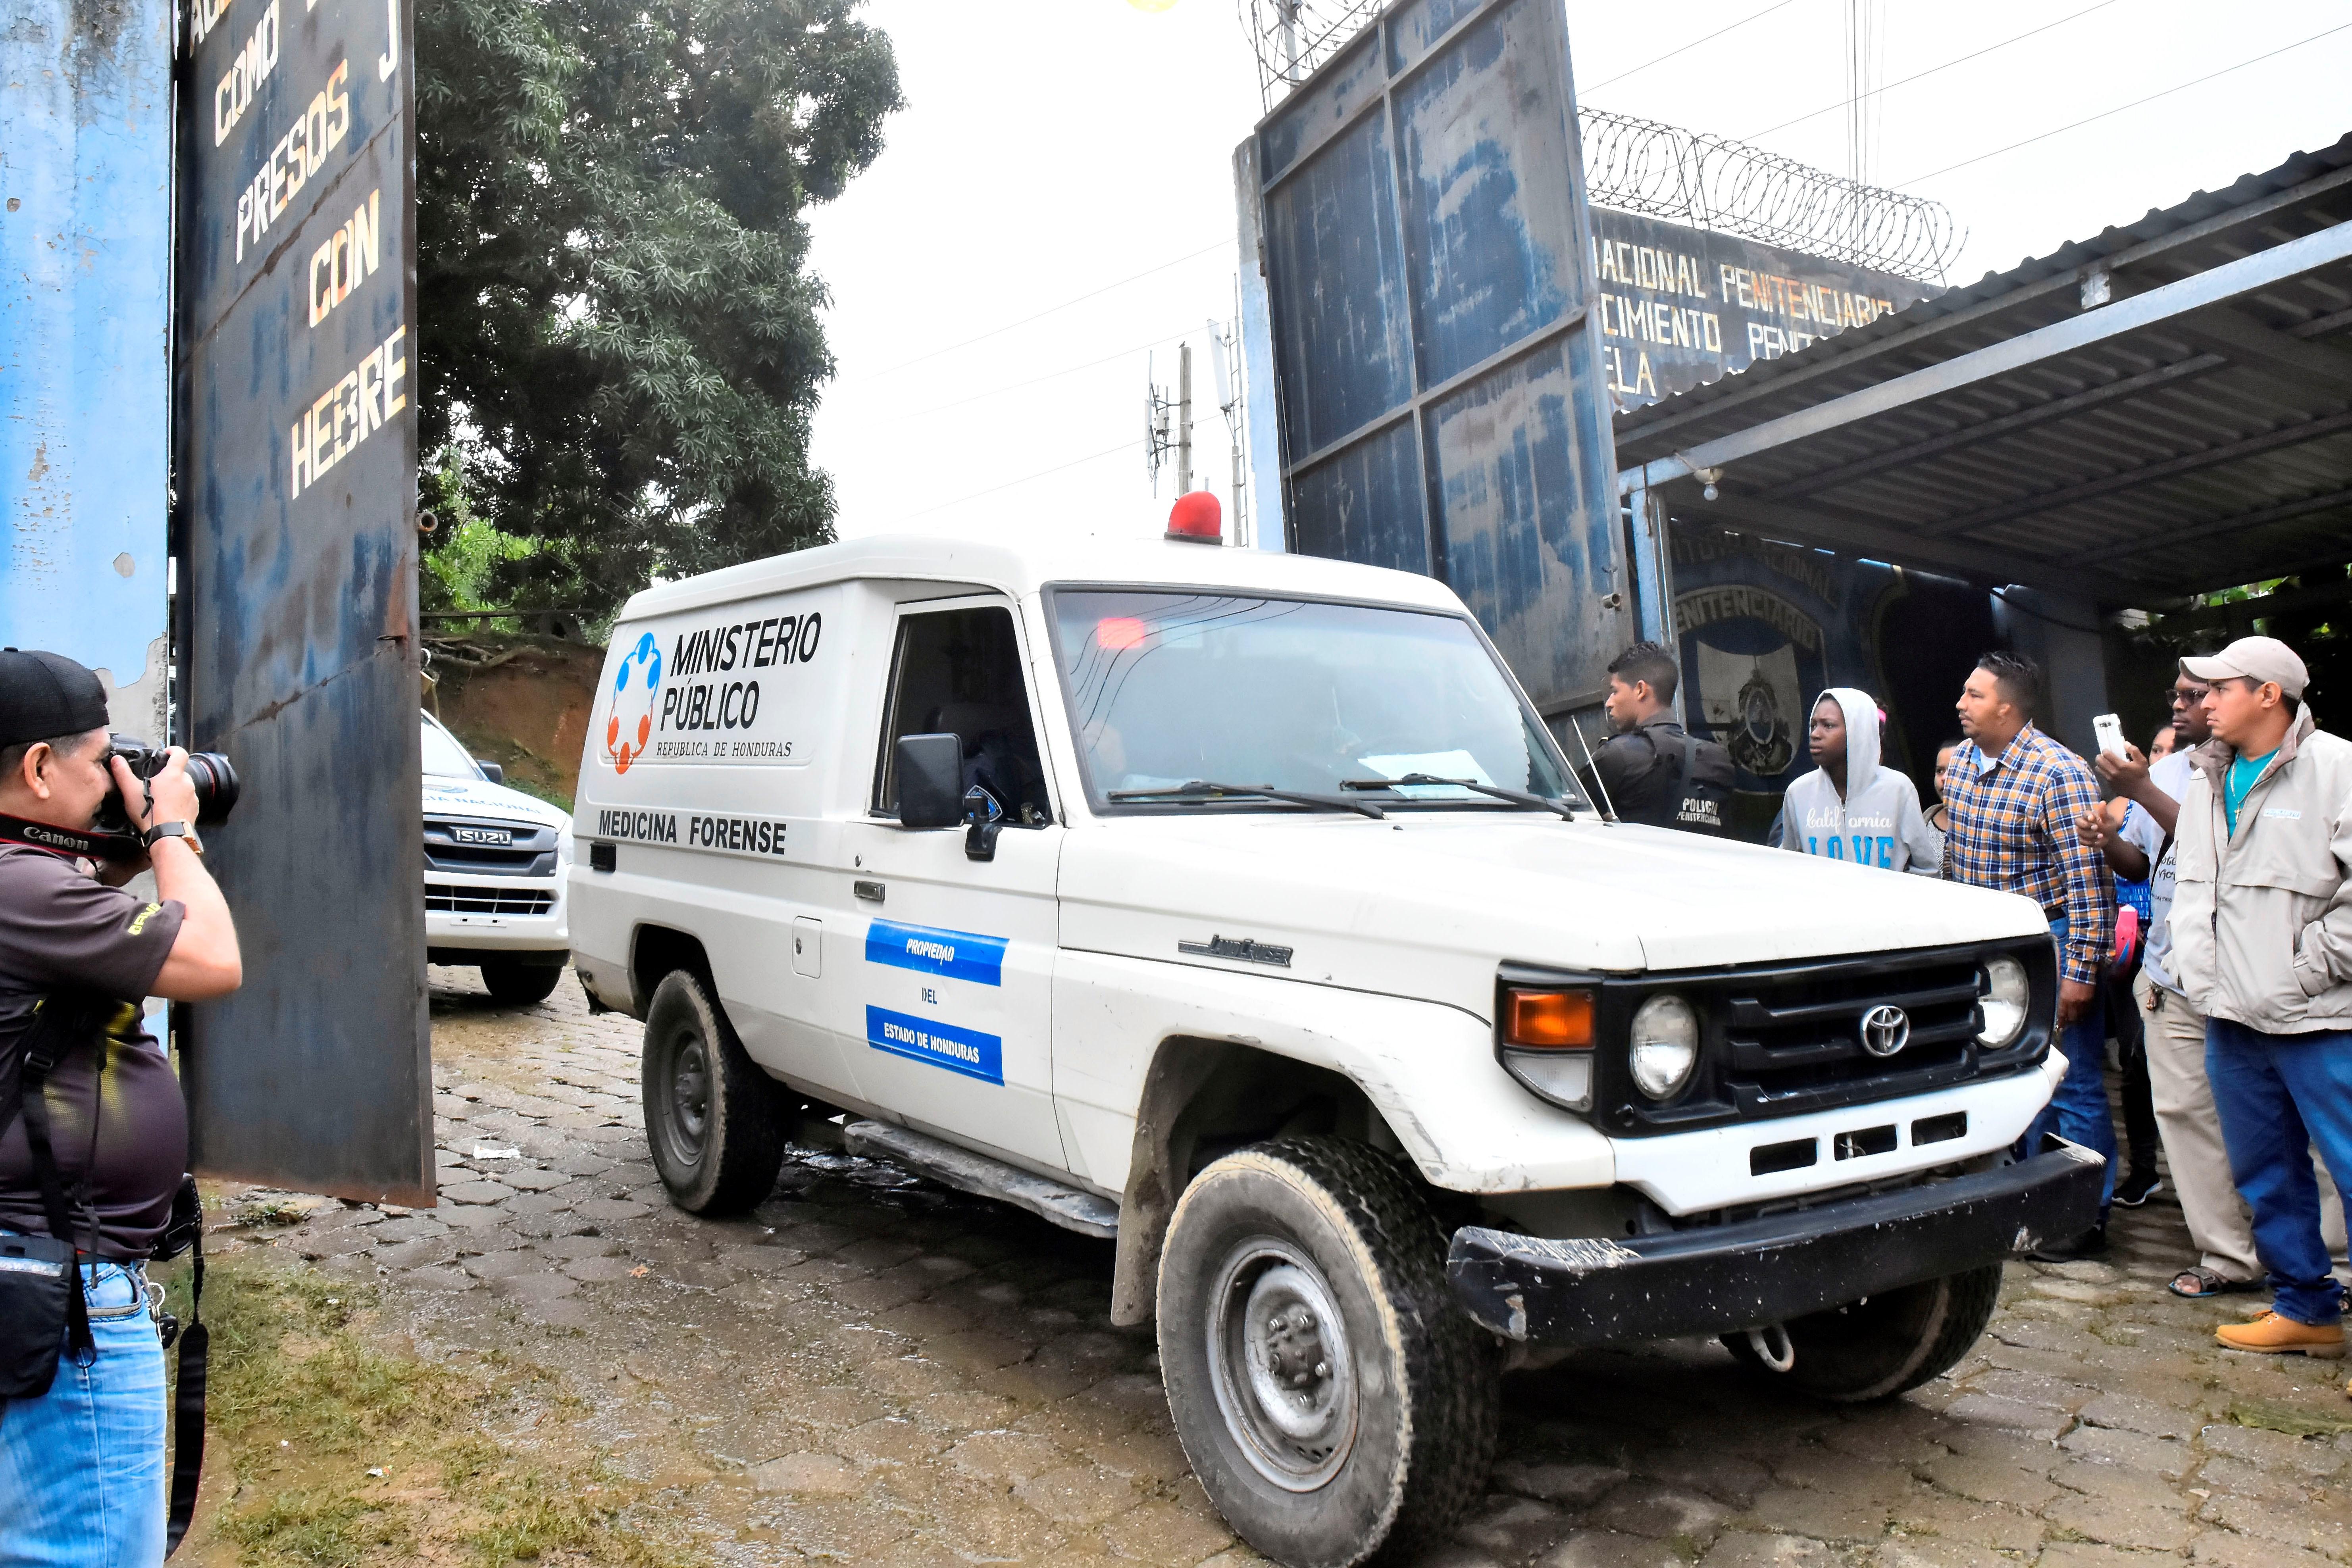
top-left (1589, 718), bottom-right (1735, 835)
top-left (0, 844), bottom-right (187, 1258)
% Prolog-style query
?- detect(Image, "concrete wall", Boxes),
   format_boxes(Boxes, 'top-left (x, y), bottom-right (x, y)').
top-left (1993, 587), bottom-right (2112, 759)
top-left (0, 0), bottom-right (173, 740)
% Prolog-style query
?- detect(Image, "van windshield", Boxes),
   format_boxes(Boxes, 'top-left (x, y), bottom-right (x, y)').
top-left (1048, 590), bottom-right (1585, 813)
top-left (420, 717), bottom-right (481, 780)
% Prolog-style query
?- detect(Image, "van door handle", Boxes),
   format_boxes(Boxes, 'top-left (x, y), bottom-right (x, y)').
top-left (854, 879), bottom-right (885, 903)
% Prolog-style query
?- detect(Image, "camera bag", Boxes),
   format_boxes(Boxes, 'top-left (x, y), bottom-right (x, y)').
top-left (0, 993), bottom-right (209, 1556)
top-left (0, 993), bottom-right (100, 1398)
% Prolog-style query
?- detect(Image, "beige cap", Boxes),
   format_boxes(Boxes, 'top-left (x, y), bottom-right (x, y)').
top-left (2181, 635), bottom-right (2308, 699)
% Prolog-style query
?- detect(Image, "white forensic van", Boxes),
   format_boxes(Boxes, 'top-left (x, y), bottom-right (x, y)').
top-left (567, 530), bottom-right (2100, 1568)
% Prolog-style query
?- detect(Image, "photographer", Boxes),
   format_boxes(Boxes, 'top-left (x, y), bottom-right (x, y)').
top-left (0, 650), bottom-right (240, 1565)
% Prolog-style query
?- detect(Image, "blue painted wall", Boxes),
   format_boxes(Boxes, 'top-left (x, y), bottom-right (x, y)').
top-left (0, 0), bottom-right (174, 738)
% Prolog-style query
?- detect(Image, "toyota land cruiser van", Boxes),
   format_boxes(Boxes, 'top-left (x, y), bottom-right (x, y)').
top-left (566, 531), bottom-right (2099, 1568)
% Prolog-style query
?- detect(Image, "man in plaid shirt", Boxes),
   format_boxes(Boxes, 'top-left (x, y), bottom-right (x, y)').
top-left (1943, 651), bottom-right (2117, 1257)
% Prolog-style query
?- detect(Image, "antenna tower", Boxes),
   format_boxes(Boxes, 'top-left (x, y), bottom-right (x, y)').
top-left (1143, 352), bottom-right (1175, 497)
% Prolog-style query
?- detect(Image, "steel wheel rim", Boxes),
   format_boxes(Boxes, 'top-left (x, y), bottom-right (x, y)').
top-left (668, 1032), bottom-right (711, 1162)
top-left (1205, 1236), bottom-right (1357, 1491)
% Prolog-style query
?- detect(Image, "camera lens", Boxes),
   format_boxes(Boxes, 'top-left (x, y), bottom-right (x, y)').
top-left (185, 752), bottom-right (240, 825)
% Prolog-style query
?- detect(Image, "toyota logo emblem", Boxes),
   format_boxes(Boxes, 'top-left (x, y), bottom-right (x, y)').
top-left (1860, 1004), bottom-right (1911, 1057)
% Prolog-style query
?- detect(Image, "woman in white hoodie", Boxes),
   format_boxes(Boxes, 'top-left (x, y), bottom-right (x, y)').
top-left (1780, 687), bottom-right (1943, 875)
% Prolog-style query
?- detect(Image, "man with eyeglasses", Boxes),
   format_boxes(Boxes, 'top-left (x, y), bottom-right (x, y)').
top-left (2079, 666), bottom-right (2348, 1300)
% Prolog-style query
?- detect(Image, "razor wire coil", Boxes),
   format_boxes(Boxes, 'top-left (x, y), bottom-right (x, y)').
top-left (1243, 4), bottom-right (1964, 285)
top-left (1578, 109), bottom-right (1962, 283)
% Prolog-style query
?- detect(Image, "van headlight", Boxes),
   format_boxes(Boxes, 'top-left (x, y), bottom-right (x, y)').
top-left (1978, 956), bottom-right (2029, 1047)
top-left (1628, 993), bottom-right (1699, 1100)
top-left (558, 829), bottom-right (575, 867)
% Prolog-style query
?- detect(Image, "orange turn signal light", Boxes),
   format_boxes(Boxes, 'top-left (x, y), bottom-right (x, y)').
top-left (1505, 989), bottom-right (1595, 1050)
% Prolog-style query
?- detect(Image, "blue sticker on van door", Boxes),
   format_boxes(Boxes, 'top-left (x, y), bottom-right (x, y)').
top-left (864, 920), bottom-right (1008, 985)
top-left (865, 1006), bottom-right (1004, 1084)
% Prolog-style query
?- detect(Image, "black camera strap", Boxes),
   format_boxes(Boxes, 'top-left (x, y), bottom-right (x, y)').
top-left (164, 1208), bottom-right (206, 1556)
top-left (0, 812), bottom-right (142, 863)
top-left (11, 997), bottom-right (98, 1362)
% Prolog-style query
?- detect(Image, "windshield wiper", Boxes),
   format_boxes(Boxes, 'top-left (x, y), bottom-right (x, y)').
top-left (1107, 781), bottom-right (1387, 820)
top-left (1340, 773), bottom-right (1575, 820)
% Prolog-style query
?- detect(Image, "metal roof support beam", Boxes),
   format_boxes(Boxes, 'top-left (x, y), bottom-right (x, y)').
top-left (1925, 409), bottom-right (2352, 538)
top-left (1615, 160), bottom-right (2352, 450)
top-left (2174, 306), bottom-right (2352, 394)
top-left (1763, 354), bottom-right (2227, 501)
top-left (2075, 483), bottom-right (2352, 567)
top-left (1677, 484), bottom-right (2102, 597)
top-left (1617, 216), bottom-right (2352, 498)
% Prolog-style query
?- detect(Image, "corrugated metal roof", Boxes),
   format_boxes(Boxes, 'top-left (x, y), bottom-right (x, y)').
top-left (1613, 133), bottom-right (2352, 604)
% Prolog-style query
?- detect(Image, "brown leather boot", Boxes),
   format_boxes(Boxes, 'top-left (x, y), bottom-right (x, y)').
top-left (2217, 1310), bottom-right (2346, 1357)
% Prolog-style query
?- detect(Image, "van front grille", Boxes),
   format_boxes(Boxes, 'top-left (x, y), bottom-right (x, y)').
top-left (423, 817), bottom-right (560, 876)
top-left (425, 883), bottom-right (556, 916)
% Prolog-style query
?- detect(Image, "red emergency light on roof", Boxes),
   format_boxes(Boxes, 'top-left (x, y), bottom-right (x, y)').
top-left (1166, 491), bottom-right (1222, 543)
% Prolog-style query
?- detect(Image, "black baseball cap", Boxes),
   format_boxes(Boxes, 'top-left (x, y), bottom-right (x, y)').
top-left (0, 648), bottom-right (111, 748)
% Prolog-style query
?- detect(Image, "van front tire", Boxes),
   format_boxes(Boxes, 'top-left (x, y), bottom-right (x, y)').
top-left (1156, 1137), bottom-right (1497, 1568)
top-left (1721, 1262), bottom-right (2003, 1401)
top-left (641, 970), bottom-right (786, 1214)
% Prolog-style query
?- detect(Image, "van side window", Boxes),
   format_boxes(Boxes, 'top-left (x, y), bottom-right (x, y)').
top-left (875, 606), bottom-right (1052, 825)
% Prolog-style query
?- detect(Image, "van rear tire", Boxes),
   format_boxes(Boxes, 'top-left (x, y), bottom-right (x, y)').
top-left (641, 970), bottom-right (786, 1214)
top-left (1157, 1137), bottom-right (1497, 1568)
top-left (480, 959), bottom-right (564, 1006)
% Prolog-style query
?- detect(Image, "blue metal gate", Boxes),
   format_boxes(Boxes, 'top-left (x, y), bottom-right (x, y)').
top-left (1245, 0), bottom-right (1633, 716)
top-left (175, 0), bottom-right (432, 1203)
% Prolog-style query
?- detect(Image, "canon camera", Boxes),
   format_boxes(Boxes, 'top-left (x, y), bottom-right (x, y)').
top-left (96, 735), bottom-right (240, 835)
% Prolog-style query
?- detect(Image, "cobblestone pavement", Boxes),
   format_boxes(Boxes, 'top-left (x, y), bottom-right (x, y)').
top-left (210, 967), bottom-right (2352, 1566)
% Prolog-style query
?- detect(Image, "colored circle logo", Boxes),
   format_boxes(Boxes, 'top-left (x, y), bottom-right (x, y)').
top-left (603, 632), bottom-right (662, 773)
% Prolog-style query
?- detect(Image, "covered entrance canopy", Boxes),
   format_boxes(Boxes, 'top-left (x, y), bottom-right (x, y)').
top-left (1613, 134), bottom-right (2352, 609)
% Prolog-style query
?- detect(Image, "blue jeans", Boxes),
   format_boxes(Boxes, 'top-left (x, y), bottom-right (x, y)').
top-left (2024, 919), bottom-right (2115, 1213)
top-left (0, 1256), bottom-right (166, 1567)
top-left (2206, 1018), bottom-right (2352, 1326)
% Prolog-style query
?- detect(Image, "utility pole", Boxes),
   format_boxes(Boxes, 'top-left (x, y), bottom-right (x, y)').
top-left (1176, 342), bottom-right (1193, 496)
top-left (1207, 316), bottom-right (1247, 547)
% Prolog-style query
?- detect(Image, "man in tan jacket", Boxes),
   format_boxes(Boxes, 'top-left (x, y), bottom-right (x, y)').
top-left (2170, 637), bottom-right (2352, 1358)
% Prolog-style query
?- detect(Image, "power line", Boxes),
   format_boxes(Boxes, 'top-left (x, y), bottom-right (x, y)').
top-left (837, 242), bottom-right (1229, 384)
top-left (889, 439), bottom-right (1133, 525)
top-left (1897, 19), bottom-right (2352, 187)
top-left (843, 325), bottom-right (1197, 420)
top-left (1743, 1), bottom-right (2116, 142)
top-left (1581, 0), bottom-right (1800, 95)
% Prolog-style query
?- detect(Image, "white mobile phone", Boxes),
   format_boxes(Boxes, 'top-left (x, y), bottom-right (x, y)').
top-left (2093, 713), bottom-right (2127, 758)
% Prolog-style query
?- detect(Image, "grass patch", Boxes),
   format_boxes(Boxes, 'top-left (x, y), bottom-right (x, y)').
top-left (2227, 1398), bottom-right (2352, 1438)
top-left (160, 1255), bottom-right (681, 1566)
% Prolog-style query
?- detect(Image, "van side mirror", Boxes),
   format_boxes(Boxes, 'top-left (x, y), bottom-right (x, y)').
top-left (475, 758), bottom-right (504, 785)
top-left (895, 733), bottom-right (964, 828)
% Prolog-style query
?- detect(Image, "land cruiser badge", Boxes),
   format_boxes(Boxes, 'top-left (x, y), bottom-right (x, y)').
top-left (1178, 935), bottom-right (1293, 968)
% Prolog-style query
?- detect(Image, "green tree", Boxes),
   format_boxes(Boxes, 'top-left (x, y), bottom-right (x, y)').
top-left (416, 0), bottom-right (900, 618)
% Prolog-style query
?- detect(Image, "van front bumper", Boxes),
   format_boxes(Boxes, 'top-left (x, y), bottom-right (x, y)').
top-left (1445, 1141), bottom-right (2104, 1346)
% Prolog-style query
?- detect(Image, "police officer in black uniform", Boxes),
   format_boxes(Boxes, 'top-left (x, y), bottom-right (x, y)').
top-left (1586, 642), bottom-right (1733, 835)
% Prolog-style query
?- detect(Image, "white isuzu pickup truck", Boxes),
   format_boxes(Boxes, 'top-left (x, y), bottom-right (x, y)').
top-left (565, 529), bottom-right (2100, 1568)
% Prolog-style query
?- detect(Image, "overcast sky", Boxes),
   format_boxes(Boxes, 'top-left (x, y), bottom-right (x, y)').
top-left (805, 0), bottom-right (2352, 551)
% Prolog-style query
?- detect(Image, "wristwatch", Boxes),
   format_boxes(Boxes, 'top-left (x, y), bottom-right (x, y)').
top-left (142, 821), bottom-right (202, 854)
